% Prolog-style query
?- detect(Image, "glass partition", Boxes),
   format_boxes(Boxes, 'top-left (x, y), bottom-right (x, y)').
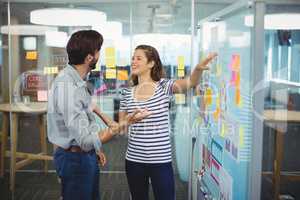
top-left (0, 1), bottom-right (197, 199)
top-left (194, 3), bottom-right (254, 200)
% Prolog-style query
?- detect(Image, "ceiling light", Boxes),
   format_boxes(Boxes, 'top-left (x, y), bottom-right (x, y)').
top-left (30, 8), bottom-right (106, 26)
top-left (244, 13), bottom-right (300, 30)
top-left (0, 25), bottom-right (57, 35)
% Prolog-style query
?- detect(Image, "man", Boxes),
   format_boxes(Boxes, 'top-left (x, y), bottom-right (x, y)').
top-left (47, 30), bottom-right (148, 200)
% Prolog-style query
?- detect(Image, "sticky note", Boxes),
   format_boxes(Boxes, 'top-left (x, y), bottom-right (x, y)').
top-left (106, 57), bottom-right (116, 68)
top-left (230, 54), bottom-right (240, 71)
top-left (37, 90), bottom-right (48, 101)
top-left (177, 56), bottom-right (185, 70)
top-left (205, 87), bottom-right (213, 106)
top-left (216, 64), bottom-right (222, 77)
top-left (26, 51), bottom-right (37, 60)
top-left (175, 94), bottom-right (185, 104)
top-left (235, 87), bottom-right (241, 106)
top-left (51, 67), bottom-right (58, 74)
top-left (221, 123), bottom-right (225, 137)
top-left (239, 126), bottom-right (244, 147)
top-left (117, 70), bottom-right (129, 81)
top-left (105, 47), bottom-right (115, 57)
top-left (230, 71), bottom-right (237, 85)
top-left (105, 47), bottom-right (116, 68)
top-left (105, 69), bottom-right (116, 79)
top-left (213, 107), bottom-right (220, 121)
top-left (44, 67), bottom-right (58, 74)
top-left (236, 72), bottom-right (240, 87)
top-left (178, 69), bottom-right (185, 77)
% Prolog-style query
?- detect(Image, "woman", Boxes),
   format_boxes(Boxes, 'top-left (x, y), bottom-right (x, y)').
top-left (119, 44), bottom-right (216, 200)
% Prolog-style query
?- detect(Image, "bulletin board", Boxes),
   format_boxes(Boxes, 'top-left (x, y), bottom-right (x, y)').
top-left (194, 8), bottom-right (253, 200)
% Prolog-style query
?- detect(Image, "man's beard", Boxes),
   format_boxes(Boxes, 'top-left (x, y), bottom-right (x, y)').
top-left (89, 58), bottom-right (98, 70)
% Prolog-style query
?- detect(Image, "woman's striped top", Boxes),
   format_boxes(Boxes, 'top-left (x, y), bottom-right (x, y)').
top-left (120, 79), bottom-right (174, 163)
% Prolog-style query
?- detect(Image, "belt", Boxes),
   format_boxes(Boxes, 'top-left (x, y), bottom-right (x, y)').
top-left (65, 146), bottom-right (85, 153)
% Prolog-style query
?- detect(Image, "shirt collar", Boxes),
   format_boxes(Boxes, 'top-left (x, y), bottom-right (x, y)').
top-left (65, 64), bottom-right (87, 87)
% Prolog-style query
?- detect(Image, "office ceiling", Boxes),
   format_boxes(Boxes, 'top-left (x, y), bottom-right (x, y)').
top-left (0, 0), bottom-right (235, 34)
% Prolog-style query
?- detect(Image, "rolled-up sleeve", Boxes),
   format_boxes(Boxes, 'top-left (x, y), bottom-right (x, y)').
top-left (56, 80), bottom-right (102, 152)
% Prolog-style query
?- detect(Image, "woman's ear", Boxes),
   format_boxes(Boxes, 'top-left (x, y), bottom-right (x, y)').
top-left (148, 60), bottom-right (155, 69)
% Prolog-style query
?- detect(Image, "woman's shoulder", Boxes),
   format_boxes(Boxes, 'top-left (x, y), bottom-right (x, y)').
top-left (120, 87), bottom-right (132, 97)
top-left (158, 78), bottom-right (174, 87)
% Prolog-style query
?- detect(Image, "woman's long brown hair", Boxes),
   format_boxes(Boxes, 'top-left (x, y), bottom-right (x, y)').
top-left (131, 45), bottom-right (166, 86)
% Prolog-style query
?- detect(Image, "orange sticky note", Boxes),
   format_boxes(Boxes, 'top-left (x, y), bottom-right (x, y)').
top-left (37, 90), bottom-right (48, 101)
top-left (213, 107), bottom-right (220, 121)
top-left (232, 54), bottom-right (240, 71)
top-left (235, 87), bottom-right (241, 106)
top-left (26, 51), bottom-right (37, 60)
top-left (236, 72), bottom-right (240, 87)
top-left (117, 70), bottom-right (128, 81)
top-left (205, 87), bottom-right (213, 106)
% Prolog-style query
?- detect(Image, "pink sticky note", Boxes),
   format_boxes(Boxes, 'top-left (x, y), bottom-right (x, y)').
top-left (37, 90), bottom-right (48, 101)
top-left (230, 71), bottom-right (237, 85)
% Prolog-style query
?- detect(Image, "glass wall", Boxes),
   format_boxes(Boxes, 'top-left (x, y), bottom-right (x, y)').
top-left (194, 3), bottom-right (254, 200)
top-left (0, 1), bottom-right (207, 199)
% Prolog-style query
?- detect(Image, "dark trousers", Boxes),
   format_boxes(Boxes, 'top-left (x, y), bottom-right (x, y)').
top-left (125, 159), bottom-right (175, 200)
top-left (54, 147), bottom-right (100, 200)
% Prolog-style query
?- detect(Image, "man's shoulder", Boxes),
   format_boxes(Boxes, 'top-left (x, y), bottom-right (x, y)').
top-left (53, 68), bottom-right (74, 85)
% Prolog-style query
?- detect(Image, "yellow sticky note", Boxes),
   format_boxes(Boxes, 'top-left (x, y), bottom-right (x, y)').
top-left (216, 64), bottom-right (222, 77)
top-left (26, 51), bottom-right (38, 60)
top-left (105, 47), bottom-right (115, 57)
top-left (221, 123), bottom-right (225, 137)
top-left (117, 70), bottom-right (129, 81)
top-left (37, 90), bottom-right (48, 101)
top-left (43, 67), bottom-right (49, 74)
top-left (175, 94), bottom-right (185, 104)
top-left (178, 69), bottom-right (185, 77)
top-left (239, 126), bottom-right (244, 147)
top-left (177, 56), bottom-right (185, 70)
top-left (44, 67), bottom-right (58, 74)
top-left (106, 57), bottom-right (116, 68)
top-left (105, 69), bottom-right (116, 79)
top-left (51, 67), bottom-right (58, 74)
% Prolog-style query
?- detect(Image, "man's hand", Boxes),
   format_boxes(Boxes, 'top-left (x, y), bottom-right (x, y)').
top-left (97, 151), bottom-right (107, 167)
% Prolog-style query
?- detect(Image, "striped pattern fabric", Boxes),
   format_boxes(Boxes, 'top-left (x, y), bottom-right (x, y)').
top-left (120, 79), bottom-right (174, 163)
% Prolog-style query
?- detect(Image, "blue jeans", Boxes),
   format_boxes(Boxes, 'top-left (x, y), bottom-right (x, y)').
top-left (125, 160), bottom-right (175, 200)
top-left (54, 147), bottom-right (100, 200)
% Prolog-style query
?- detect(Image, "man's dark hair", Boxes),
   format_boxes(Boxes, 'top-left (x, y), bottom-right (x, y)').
top-left (66, 30), bottom-right (103, 65)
